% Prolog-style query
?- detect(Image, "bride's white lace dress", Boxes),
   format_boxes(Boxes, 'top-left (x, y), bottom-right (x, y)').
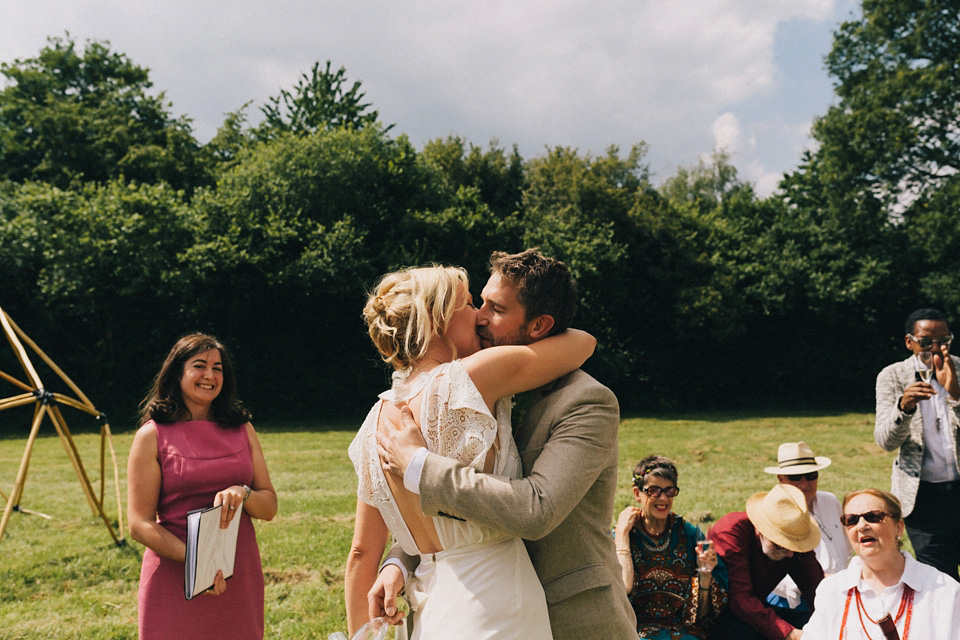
top-left (349, 361), bottom-right (553, 639)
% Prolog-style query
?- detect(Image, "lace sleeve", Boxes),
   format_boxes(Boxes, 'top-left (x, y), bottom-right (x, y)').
top-left (420, 362), bottom-right (498, 470)
top-left (348, 403), bottom-right (384, 506)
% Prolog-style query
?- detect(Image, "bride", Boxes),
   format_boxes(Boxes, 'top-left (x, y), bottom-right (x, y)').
top-left (345, 265), bottom-right (595, 639)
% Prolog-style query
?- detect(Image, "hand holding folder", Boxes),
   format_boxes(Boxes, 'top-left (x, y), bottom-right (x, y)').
top-left (184, 503), bottom-right (242, 600)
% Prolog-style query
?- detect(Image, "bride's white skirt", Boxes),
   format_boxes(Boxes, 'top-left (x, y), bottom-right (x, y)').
top-left (408, 537), bottom-right (553, 640)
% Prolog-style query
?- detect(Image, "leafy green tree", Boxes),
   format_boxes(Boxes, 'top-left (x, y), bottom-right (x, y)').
top-left (187, 126), bottom-right (443, 415)
top-left (255, 61), bottom-right (386, 140)
top-left (902, 174), bottom-right (960, 322)
top-left (0, 179), bottom-right (200, 414)
top-left (0, 36), bottom-right (208, 192)
top-left (420, 137), bottom-right (525, 217)
top-left (659, 150), bottom-right (742, 216)
top-left (766, 0), bottom-right (960, 400)
top-left (515, 144), bottom-right (721, 404)
top-left (201, 103), bottom-right (256, 175)
top-left (816, 0), bottom-right (960, 208)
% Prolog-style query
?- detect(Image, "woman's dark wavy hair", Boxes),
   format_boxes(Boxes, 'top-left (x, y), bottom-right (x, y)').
top-left (138, 333), bottom-right (251, 427)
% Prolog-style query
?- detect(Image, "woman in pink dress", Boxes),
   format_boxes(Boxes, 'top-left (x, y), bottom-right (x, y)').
top-left (128, 334), bottom-right (278, 639)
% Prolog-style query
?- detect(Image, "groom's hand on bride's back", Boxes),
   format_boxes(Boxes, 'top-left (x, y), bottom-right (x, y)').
top-left (377, 404), bottom-right (426, 477)
top-left (368, 564), bottom-right (406, 625)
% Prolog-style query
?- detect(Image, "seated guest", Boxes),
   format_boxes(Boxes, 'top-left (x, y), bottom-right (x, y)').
top-left (803, 488), bottom-right (960, 638)
top-left (614, 455), bottom-right (729, 639)
top-left (765, 442), bottom-right (853, 609)
top-left (710, 484), bottom-right (823, 640)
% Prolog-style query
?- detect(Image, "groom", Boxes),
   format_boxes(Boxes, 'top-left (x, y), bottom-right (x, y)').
top-left (374, 248), bottom-right (637, 639)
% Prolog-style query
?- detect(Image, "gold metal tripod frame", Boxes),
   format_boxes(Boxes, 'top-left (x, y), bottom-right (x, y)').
top-left (0, 306), bottom-right (125, 546)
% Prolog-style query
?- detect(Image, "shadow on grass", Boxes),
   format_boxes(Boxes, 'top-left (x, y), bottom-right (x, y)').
top-left (622, 408), bottom-right (874, 423)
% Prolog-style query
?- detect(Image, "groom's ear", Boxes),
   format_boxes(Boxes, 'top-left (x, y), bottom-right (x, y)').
top-left (527, 314), bottom-right (555, 341)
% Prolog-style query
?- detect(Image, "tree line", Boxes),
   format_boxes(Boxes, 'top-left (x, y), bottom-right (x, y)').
top-left (2, 0), bottom-right (958, 428)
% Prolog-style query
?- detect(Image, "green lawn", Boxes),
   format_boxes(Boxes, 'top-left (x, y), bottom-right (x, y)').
top-left (0, 413), bottom-right (895, 639)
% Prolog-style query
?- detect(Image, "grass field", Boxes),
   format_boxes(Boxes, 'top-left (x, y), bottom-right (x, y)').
top-left (0, 412), bottom-right (896, 639)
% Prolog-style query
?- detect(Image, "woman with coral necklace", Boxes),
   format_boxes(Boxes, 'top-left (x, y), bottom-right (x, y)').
top-left (803, 488), bottom-right (960, 639)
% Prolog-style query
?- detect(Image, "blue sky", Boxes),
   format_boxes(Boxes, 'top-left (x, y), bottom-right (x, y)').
top-left (1, 0), bottom-right (860, 196)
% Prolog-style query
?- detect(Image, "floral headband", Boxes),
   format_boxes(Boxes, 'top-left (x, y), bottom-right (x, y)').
top-left (633, 461), bottom-right (678, 487)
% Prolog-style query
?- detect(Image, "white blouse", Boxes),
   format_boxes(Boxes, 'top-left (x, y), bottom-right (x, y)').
top-left (803, 552), bottom-right (960, 639)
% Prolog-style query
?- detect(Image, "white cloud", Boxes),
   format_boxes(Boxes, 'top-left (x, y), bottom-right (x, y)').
top-left (0, 0), bottom-right (846, 197)
top-left (711, 112), bottom-right (746, 156)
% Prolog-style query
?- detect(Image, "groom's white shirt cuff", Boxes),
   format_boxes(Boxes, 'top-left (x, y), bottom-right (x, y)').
top-left (403, 447), bottom-right (429, 494)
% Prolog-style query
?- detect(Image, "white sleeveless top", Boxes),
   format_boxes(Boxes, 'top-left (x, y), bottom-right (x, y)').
top-left (348, 360), bottom-right (521, 554)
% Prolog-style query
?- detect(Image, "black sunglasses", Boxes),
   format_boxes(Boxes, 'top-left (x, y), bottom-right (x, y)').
top-left (840, 510), bottom-right (890, 527)
top-left (785, 471), bottom-right (819, 482)
top-left (907, 333), bottom-right (953, 350)
top-left (641, 486), bottom-right (680, 498)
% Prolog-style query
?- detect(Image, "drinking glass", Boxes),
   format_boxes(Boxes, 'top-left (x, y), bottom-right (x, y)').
top-left (917, 351), bottom-right (934, 383)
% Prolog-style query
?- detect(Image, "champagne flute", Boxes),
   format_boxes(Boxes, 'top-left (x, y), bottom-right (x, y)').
top-left (917, 350), bottom-right (934, 383)
top-left (695, 524), bottom-right (712, 574)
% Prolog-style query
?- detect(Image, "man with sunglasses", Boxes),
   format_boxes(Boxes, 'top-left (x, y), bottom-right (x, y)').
top-left (764, 442), bottom-right (852, 610)
top-left (875, 307), bottom-right (960, 580)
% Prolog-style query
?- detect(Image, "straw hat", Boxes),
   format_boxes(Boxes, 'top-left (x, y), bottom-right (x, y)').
top-left (746, 484), bottom-right (820, 553)
top-left (763, 441), bottom-right (831, 475)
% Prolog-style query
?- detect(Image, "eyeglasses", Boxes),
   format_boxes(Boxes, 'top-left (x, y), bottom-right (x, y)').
top-left (641, 486), bottom-right (680, 498)
top-left (907, 333), bottom-right (953, 350)
top-left (785, 471), bottom-right (819, 482)
top-left (840, 510), bottom-right (891, 527)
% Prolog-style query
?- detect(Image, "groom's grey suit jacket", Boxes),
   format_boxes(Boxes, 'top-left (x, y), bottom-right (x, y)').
top-left (418, 369), bottom-right (637, 640)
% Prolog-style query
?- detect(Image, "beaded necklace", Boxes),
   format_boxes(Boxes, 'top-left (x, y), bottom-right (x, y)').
top-left (837, 584), bottom-right (914, 640)
top-left (638, 514), bottom-right (671, 553)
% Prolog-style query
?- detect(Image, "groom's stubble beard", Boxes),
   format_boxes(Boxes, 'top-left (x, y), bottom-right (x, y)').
top-left (477, 322), bottom-right (533, 349)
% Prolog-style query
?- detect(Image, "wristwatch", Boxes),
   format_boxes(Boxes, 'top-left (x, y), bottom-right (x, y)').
top-left (242, 484), bottom-right (252, 503)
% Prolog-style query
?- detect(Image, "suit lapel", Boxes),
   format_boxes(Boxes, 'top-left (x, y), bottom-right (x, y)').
top-left (513, 376), bottom-right (568, 450)
top-left (512, 388), bottom-right (542, 449)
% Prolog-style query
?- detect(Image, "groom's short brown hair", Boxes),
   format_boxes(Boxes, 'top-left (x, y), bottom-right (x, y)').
top-left (489, 248), bottom-right (577, 336)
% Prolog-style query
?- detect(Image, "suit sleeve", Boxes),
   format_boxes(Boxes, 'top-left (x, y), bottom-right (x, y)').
top-left (417, 381), bottom-right (619, 541)
top-left (875, 362), bottom-right (914, 451)
top-left (712, 519), bottom-right (796, 640)
top-left (383, 541), bottom-right (420, 576)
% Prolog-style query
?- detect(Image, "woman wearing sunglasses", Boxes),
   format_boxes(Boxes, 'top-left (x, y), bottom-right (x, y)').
top-left (803, 488), bottom-right (960, 638)
top-left (614, 455), bottom-right (729, 639)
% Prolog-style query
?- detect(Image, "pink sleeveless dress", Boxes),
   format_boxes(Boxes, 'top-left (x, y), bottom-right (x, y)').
top-left (137, 420), bottom-right (263, 639)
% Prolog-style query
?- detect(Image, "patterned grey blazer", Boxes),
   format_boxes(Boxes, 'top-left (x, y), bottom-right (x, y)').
top-left (874, 354), bottom-right (960, 516)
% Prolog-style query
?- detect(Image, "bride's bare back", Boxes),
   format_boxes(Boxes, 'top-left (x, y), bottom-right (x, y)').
top-left (376, 379), bottom-right (497, 555)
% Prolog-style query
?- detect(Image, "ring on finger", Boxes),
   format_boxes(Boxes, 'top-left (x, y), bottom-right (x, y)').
top-left (229, 505), bottom-right (237, 510)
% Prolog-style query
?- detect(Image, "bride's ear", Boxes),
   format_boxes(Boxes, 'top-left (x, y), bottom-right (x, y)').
top-left (527, 315), bottom-right (555, 341)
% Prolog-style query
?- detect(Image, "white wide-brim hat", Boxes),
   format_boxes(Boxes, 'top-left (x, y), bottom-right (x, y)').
top-left (763, 441), bottom-right (831, 475)
top-left (746, 483), bottom-right (820, 553)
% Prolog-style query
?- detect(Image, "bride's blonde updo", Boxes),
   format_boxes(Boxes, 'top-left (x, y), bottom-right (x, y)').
top-left (363, 265), bottom-right (470, 371)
